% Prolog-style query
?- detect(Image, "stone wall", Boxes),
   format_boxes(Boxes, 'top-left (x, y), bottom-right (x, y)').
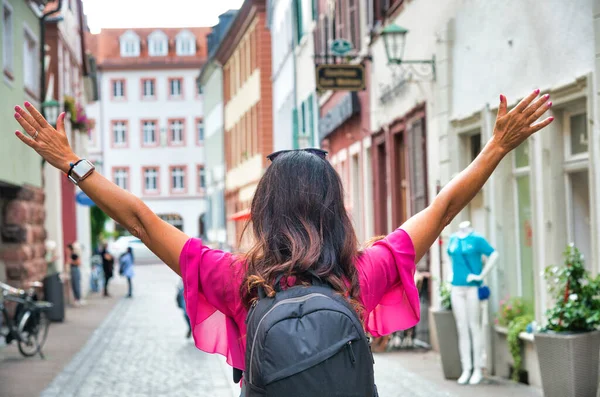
top-left (0, 185), bottom-right (47, 288)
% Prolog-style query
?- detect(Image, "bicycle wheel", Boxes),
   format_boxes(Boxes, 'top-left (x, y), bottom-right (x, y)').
top-left (17, 310), bottom-right (49, 357)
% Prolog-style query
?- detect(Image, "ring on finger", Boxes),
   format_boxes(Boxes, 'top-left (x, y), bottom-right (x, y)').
top-left (32, 130), bottom-right (39, 140)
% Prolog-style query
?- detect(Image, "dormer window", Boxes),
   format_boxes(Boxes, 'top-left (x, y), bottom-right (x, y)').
top-left (148, 30), bottom-right (168, 57)
top-left (120, 30), bottom-right (140, 57)
top-left (176, 30), bottom-right (196, 56)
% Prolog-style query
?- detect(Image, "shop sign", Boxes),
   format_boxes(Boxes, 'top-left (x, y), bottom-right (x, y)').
top-left (316, 64), bottom-right (366, 91)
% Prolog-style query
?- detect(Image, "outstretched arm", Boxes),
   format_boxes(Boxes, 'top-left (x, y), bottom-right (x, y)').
top-left (402, 90), bottom-right (553, 263)
top-left (13, 103), bottom-right (187, 275)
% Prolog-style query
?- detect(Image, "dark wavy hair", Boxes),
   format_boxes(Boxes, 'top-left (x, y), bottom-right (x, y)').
top-left (240, 151), bottom-right (363, 316)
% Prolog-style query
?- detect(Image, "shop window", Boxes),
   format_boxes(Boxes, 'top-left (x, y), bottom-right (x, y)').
top-left (564, 110), bottom-right (591, 268)
top-left (513, 140), bottom-right (534, 306)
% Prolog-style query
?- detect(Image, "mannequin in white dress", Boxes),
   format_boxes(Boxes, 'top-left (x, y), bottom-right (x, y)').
top-left (447, 221), bottom-right (498, 385)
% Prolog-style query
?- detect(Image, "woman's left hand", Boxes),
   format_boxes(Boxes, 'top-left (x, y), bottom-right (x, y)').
top-left (492, 89), bottom-right (554, 154)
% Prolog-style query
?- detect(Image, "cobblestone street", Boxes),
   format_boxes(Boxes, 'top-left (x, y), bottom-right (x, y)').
top-left (36, 264), bottom-right (542, 397)
top-left (41, 265), bottom-right (237, 397)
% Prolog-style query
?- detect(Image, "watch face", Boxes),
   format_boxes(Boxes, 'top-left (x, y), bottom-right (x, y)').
top-left (73, 160), bottom-right (93, 178)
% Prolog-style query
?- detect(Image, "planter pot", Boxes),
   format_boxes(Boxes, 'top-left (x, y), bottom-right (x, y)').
top-left (432, 309), bottom-right (462, 380)
top-left (534, 330), bottom-right (600, 397)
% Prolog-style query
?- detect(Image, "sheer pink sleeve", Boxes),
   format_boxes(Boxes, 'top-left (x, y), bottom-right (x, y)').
top-left (179, 238), bottom-right (246, 369)
top-left (355, 228), bottom-right (420, 337)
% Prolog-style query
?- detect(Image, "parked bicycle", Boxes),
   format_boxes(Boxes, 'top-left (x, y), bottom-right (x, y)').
top-left (0, 280), bottom-right (53, 358)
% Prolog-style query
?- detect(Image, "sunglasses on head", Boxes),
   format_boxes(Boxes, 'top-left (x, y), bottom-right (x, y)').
top-left (266, 148), bottom-right (328, 162)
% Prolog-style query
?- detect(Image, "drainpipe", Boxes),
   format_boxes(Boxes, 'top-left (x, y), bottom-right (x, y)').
top-left (40, 0), bottom-right (63, 102)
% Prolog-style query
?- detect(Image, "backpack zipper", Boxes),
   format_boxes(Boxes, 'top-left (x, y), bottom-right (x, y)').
top-left (249, 293), bottom-right (329, 385)
top-left (346, 341), bottom-right (356, 365)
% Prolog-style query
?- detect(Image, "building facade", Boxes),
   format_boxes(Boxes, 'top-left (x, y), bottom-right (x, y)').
top-left (0, 0), bottom-right (46, 287)
top-left (43, 0), bottom-right (96, 300)
top-left (199, 10), bottom-right (237, 249)
top-left (87, 27), bottom-right (210, 238)
top-left (216, 0), bottom-right (273, 250)
top-left (315, 0), bottom-right (374, 245)
top-left (268, 0), bottom-right (319, 152)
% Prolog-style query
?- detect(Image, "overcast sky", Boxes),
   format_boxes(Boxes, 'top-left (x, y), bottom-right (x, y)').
top-left (82, 0), bottom-right (244, 33)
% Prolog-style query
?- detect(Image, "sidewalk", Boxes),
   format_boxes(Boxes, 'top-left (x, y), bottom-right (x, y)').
top-left (0, 280), bottom-right (127, 397)
top-left (374, 350), bottom-right (543, 397)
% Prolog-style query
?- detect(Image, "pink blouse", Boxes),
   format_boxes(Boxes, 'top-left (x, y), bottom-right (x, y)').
top-left (179, 227), bottom-right (420, 371)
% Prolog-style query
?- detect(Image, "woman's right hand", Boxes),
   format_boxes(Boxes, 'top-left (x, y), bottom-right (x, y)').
top-left (14, 102), bottom-right (79, 174)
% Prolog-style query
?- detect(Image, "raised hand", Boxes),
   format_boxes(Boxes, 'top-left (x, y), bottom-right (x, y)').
top-left (493, 89), bottom-right (554, 154)
top-left (13, 102), bottom-right (79, 174)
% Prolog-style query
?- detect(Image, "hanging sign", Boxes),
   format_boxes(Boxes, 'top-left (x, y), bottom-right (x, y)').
top-left (316, 64), bottom-right (366, 91)
top-left (330, 39), bottom-right (353, 57)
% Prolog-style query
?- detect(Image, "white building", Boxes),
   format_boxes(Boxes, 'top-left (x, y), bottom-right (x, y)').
top-left (268, 0), bottom-right (319, 151)
top-left (370, 0), bottom-right (599, 387)
top-left (87, 27), bottom-right (210, 238)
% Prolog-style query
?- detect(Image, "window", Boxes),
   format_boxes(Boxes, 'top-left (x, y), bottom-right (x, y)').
top-left (170, 166), bottom-right (187, 193)
top-left (23, 27), bottom-right (38, 93)
top-left (112, 121), bottom-right (128, 147)
top-left (143, 167), bottom-right (159, 194)
top-left (196, 119), bottom-right (204, 144)
top-left (3, 2), bottom-right (13, 76)
top-left (120, 31), bottom-right (140, 57)
top-left (293, 95), bottom-right (315, 149)
top-left (198, 165), bottom-right (206, 191)
top-left (176, 30), bottom-right (196, 56)
top-left (141, 79), bottom-right (155, 99)
top-left (513, 141), bottom-right (534, 305)
top-left (141, 120), bottom-right (157, 146)
top-left (564, 110), bottom-right (592, 269)
top-left (112, 79), bottom-right (126, 99)
top-left (113, 168), bottom-right (129, 190)
top-left (169, 78), bottom-right (183, 98)
top-left (168, 119), bottom-right (185, 145)
top-left (148, 30), bottom-right (168, 56)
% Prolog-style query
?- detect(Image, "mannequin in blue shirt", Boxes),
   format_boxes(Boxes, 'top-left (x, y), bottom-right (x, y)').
top-left (447, 220), bottom-right (498, 385)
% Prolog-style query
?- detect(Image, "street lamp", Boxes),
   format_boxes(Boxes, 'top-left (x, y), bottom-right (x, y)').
top-left (42, 100), bottom-right (60, 127)
top-left (381, 23), bottom-right (436, 80)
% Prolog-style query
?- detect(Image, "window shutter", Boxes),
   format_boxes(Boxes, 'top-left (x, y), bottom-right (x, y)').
top-left (308, 94), bottom-right (315, 146)
top-left (292, 108), bottom-right (299, 149)
top-left (295, 0), bottom-right (303, 44)
top-left (408, 118), bottom-right (428, 269)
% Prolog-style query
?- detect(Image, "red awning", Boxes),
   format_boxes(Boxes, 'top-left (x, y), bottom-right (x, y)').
top-left (229, 208), bottom-right (251, 221)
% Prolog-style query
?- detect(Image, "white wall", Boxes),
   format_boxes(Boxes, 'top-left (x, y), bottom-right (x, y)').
top-left (271, 0), bottom-right (295, 151)
top-left (96, 68), bottom-right (206, 238)
top-left (295, 0), bottom-right (318, 146)
top-left (451, 0), bottom-right (594, 119)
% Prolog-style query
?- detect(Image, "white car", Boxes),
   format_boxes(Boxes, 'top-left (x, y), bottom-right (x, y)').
top-left (109, 236), bottom-right (159, 264)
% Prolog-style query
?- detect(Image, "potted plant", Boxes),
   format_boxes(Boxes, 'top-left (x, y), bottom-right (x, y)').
top-left (507, 314), bottom-right (533, 383)
top-left (431, 281), bottom-right (462, 379)
top-left (63, 95), bottom-right (93, 133)
top-left (535, 244), bottom-right (600, 397)
top-left (494, 297), bottom-right (533, 383)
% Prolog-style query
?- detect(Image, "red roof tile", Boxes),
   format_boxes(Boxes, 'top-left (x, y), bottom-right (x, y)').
top-left (87, 27), bottom-right (211, 70)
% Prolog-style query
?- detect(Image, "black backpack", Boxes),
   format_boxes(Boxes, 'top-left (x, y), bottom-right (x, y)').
top-left (236, 275), bottom-right (378, 396)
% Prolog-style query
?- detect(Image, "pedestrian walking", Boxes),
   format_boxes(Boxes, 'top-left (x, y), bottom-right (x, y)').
top-left (67, 242), bottom-right (85, 306)
top-left (100, 242), bottom-right (115, 297)
top-left (119, 247), bottom-right (134, 298)
top-left (13, 90), bottom-right (553, 395)
top-left (176, 280), bottom-right (192, 338)
top-left (45, 240), bottom-right (59, 274)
